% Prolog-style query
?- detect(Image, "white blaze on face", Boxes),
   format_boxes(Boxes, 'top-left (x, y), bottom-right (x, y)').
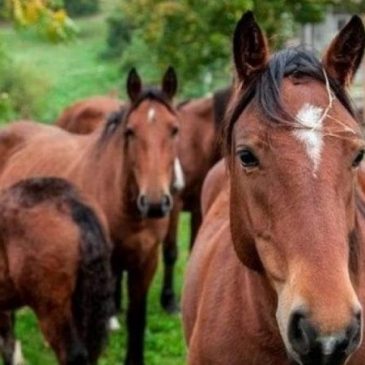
top-left (293, 103), bottom-right (324, 173)
top-left (13, 340), bottom-right (25, 365)
top-left (173, 158), bottom-right (185, 191)
top-left (147, 108), bottom-right (156, 123)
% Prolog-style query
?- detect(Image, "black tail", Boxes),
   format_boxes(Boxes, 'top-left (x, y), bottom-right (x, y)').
top-left (70, 199), bottom-right (114, 364)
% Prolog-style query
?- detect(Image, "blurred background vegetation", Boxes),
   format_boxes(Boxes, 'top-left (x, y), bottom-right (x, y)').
top-left (0, 0), bottom-right (365, 123)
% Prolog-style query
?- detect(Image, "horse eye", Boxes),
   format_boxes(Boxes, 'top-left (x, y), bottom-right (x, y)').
top-left (237, 149), bottom-right (259, 168)
top-left (171, 126), bottom-right (179, 137)
top-left (353, 150), bottom-right (364, 168)
top-left (124, 127), bottom-right (134, 138)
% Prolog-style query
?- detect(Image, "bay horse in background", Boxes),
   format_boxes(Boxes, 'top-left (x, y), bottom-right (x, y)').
top-left (183, 12), bottom-right (365, 365)
top-left (0, 177), bottom-right (112, 365)
top-left (57, 96), bottom-right (122, 134)
top-left (54, 78), bottom-right (232, 314)
top-left (160, 86), bottom-right (231, 312)
top-left (0, 67), bottom-right (179, 365)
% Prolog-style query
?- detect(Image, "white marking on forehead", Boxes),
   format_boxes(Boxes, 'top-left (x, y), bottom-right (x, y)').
top-left (173, 158), bottom-right (185, 191)
top-left (147, 108), bottom-right (156, 123)
top-left (293, 103), bottom-right (324, 174)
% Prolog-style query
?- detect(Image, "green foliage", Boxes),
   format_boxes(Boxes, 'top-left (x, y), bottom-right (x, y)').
top-left (102, 12), bottom-right (133, 58)
top-left (4, 0), bottom-right (78, 42)
top-left (64, 0), bottom-right (99, 17)
top-left (106, 0), bottom-right (349, 96)
top-left (0, 40), bottom-right (48, 122)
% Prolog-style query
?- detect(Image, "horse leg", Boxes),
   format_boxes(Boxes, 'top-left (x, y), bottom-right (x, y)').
top-left (37, 306), bottom-right (88, 365)
top-left (109, 254), bottom-right (122, 331)
top-left (189, 206), bottom-right (202, 251)
top-left (0, 311), bottom-right (24, 365)
top-left (160, 198), bottom-right (181, 314)
top-left (125, 254), bottom-right (158, 365)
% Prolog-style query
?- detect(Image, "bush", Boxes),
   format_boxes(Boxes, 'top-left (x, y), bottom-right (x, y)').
top-left (0, 43), bottom-right (48, 122)
top-left (102, 13), bottom-right (133, 59)
top-left (63, 0), bottom-right (99, 17)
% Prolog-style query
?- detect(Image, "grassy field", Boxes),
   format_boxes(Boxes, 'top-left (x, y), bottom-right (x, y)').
top-left (0, 5), bottom-right (189, 365)
top-left (1, 11), bottom-right (122, 123)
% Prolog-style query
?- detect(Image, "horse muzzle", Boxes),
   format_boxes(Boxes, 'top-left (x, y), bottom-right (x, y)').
top-left (287, 309), bottom-right (362, 365)
top-left (137, 193), bottom-right (173, 218)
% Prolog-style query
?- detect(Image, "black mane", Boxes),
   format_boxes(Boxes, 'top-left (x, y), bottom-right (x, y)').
top-left (225, 48), bottom-right (358, 151)
top-left (213, 86), bottom-right (232, 131)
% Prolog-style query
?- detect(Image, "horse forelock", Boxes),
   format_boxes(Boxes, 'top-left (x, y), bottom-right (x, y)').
top-left (223, 47), bottom-right (359, 155)
top-left (100, 88), bottom-right (176, 140)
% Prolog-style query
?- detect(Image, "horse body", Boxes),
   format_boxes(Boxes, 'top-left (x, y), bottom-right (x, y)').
top-left (0, 177), bottom-right (112, 365)
top-left (183, 12), bottom-right (365, 365)
top-left (0, 122), bottom-right (121, 238)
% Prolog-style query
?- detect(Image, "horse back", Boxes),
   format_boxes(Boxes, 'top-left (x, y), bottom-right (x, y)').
top-left (0, 120), bottom-right (92, 190)
top-left (56, 96), bottom-right (121, 134)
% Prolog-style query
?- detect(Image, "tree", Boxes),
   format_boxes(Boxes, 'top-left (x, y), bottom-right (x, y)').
top-left (108, 0), bottom-right (365, 96)
top-left (3, 0), bottom-right (77, 41)
top-left (108, 1), bottom-right (330, 95)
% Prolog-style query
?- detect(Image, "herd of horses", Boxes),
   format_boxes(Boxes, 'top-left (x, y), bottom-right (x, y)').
top-left (0, 9), bottom-right (364, 365)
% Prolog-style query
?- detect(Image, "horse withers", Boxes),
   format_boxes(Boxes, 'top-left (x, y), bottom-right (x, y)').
top-left (0, 177), bottom-right (113, 365)
top-left (183, 12), bottom-right (365, 365)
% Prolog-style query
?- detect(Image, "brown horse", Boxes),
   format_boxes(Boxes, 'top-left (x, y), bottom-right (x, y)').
top-left (183, 12), bottom-right (365, 365)
top-left (56, 96), bottom-right (122, 134)
top-left (0, 177), bottom-right (112, 365)
top-left (0, 67), bottom-right (179, 365)
top-left (54, 81), bottom-right (231, 313)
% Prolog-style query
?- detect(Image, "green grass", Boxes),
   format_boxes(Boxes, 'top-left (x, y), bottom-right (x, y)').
top-left (15, 212), bottom-right (190, 365)
top-left (1, 13), bottom-right (123, 123)
top-left (0, 7), bottom-right (189, 365)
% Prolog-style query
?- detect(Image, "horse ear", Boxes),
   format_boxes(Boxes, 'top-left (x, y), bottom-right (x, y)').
top-left (323, 15), bottom-right (365, 86)
top-left (162, 66), bottom-right (178, 100)
top-left (127, 68), bottom-right (142, 102)
top-left (233, 11), bottom-right (269, 85)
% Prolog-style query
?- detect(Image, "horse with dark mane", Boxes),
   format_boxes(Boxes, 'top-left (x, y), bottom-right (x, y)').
top-left (183, 12), bottom-right (365, 365)
top-left (0, 67), bottom-right (179, 365)
top-left (54, 78), bottom-right (231, 314)
top-left (0, 177), bottom-right (112, 365)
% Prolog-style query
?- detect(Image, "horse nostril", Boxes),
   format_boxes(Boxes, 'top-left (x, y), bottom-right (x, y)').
top-left (288, 309), bottom-right (363, 361)
top-left (137, 194), bottom-right (149, 214)
top-left (288, 310), bottom-right (314, 356)
top-left (161, 194), bottom-right (173, 212)
top-left (343, 311), bottom-right (362, 355)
